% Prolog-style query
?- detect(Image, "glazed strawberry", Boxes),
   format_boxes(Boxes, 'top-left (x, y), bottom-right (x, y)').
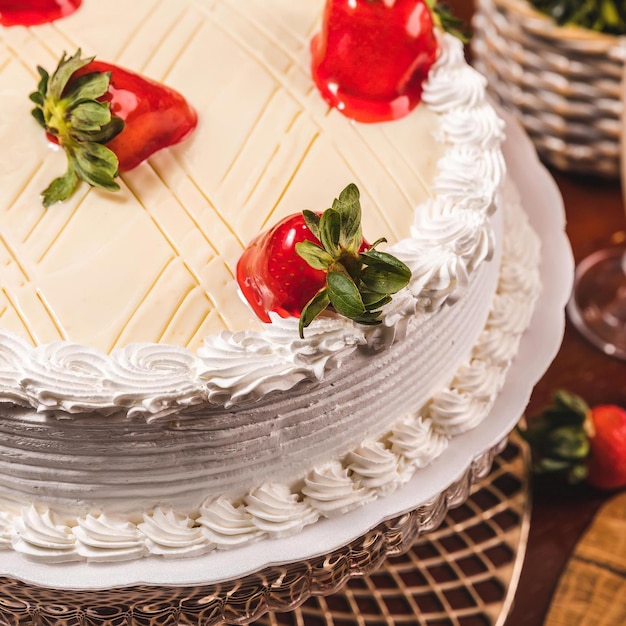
top-left (237, 213), bottom-right (329, 324)
top-left (311, 0), bottom-right (467, 123)
top-left (30, 49), bottom-right (197, 207)
top-left (520, 391), bottom-right (626, 491)
top-left (237, 183), bottom-right (411, 337)
top-left (0, 0), bottom-right (81, 27)
top-left (311, 0), bottom-right (438, 123)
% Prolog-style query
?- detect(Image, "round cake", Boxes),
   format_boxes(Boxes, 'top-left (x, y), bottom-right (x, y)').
top-left (0, 0), bottom-right (540, 565)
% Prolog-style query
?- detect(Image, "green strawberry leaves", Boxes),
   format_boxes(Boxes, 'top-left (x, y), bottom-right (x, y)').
top-left (296, 240), bottom-right (334, 270)
top-left (319, 209), bottom-right (341, 254)
top-left (30, 49), bottom-right (125, 207)
top-left (299, 289), bottom-right (331, 331)
top-left (327, 271), bottom-right (366, 319)
top-left (425, 0), bottom-right (471, 42)
top-left (303, 210), bottom-right (321, 238)
top-left (295, 183), bottom-right (411, 337)
top-left (360, 250), bottom-right (413, 293)
top-left (333, 182), bottom-right (362, 251)
top-left (39, 167), bottom-right (79, 206)
top-left (517, 390), bottom-right (592, 483)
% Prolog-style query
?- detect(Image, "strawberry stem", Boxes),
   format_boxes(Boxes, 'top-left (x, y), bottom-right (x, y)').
top-left (30, 49), bottom-right (125, 207)
top-left (296, 183), bottom-right (411, 337)
top-left (517, 390), bottom-right (592, 484)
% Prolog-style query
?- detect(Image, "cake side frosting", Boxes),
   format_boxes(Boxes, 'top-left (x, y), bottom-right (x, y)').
top-left (0, 242), bottom-right (500, 516)
top-left (0, 179), bottom-right (540, 563)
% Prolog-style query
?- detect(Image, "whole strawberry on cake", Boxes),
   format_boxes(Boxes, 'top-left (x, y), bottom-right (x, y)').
top-left (0, 0), bottom-right (541, 566)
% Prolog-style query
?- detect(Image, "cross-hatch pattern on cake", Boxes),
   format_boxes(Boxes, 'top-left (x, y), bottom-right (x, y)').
top-left (0, 0), bottom-right (441, 353)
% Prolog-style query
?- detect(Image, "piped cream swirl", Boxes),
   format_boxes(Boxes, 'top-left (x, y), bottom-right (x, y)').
top-left (347, 442), bottom-right (403, 495)
top-left (302, 462), bottom-right (376, 516)
top-left (74, 514), bottom-right (146, 562)
top-left (138, 509), bottom-right (209, 558)
top-left (245, 484), bottom-right (319, 538)
top-left (197, 315), bottom-right (365, 407)
top-left (198, 497), bottom-right (265, 548)
top-left (12, 507), bottom-right (77, 563)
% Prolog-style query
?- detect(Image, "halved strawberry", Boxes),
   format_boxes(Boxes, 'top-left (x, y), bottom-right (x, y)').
top-left (0, 0), bottom-right (81, 27)
top-left (519, 390), bottom-right (626, 491)
top-left (30, 49), bottom-right (197, 207)
top-left (237, 183), bottom-right (411, 337)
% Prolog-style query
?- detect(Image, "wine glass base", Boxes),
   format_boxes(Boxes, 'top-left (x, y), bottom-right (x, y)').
top-left (567, 247), bottom-right (626, 360)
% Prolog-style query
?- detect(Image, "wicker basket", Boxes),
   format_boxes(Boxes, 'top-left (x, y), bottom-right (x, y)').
top-left (472, 0), bottom-right (626, 178)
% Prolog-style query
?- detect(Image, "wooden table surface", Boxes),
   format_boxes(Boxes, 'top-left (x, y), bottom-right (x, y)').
top-left (447, 1), bottom-right (626, 624)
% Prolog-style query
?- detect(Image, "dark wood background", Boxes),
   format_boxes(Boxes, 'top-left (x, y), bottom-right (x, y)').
top-left (448, 1), bottom-right (626, 624)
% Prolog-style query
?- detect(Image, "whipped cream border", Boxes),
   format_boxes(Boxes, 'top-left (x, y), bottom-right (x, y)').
top-left (0, 34), bottom-right (505, 417)
top-left (0, 179), bottom-right (541, 563)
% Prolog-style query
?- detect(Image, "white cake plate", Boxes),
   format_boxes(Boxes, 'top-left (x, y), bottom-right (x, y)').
top-left (0, 111), bottom-right (574, 593)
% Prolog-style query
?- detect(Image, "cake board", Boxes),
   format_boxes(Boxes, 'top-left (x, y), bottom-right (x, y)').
top-left (0, 111), bottom-right (573, 622)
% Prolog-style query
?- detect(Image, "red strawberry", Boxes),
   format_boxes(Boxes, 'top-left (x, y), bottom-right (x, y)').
top-left (519, 391), bottom-right (626, 491)
top-left (30, 49), bottom-right (197, 207)
top-left (70, 60), bottom-right (197, 172)
top-left (237, 183), bottom-right (411, 337)
top-left (586, 405), bottom-right (626, 490)
top-left (311, 0), bottom-right (438, 123)
top-left (0, 0), bottom-right (81, 27)
top-left (237, 212), bottom-right (329, 324)
top-left (310, 0), bottom-right (468, 123)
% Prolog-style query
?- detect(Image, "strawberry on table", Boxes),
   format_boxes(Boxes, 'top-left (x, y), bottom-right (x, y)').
top-left (519, 390), bottom-right (626, 491)
top-left (237, 183), bottom-right (411, 337)
top-left (30, 49), bottom-right (197, 207)
top-left (585, 404), bottom-right (626, 490)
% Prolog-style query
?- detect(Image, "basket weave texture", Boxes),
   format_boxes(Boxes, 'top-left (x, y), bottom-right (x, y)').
top-left (472, 0), bottom-right (626, 178)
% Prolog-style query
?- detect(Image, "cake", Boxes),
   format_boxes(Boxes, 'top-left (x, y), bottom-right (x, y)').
top-left (0, 0), bottom-right (540, 564)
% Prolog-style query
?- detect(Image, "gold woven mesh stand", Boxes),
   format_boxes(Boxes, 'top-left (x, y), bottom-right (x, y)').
top-left (257, 438), bottom-right (530, 626)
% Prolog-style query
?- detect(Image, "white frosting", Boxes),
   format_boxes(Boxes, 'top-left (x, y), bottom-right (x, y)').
top-left (197, 315), bottom-right (366, 407)
top-left (198, 497), bottom-right (264, 548)
top-left (138, 509), bottom-right (209, 559)
top-left (245, 484), bottom-right (319, 538)
top-left (0, 510), bottom-right (12, 548)
top-left (0, 0), bottom-right (541, 563)
top-left (0, 178), bottom-right (541, 562)
top-left (74, 515), bottom-right (146, 562)
top-left (302, 462), bottom-right (376, 516)
top-left (347, 442), bottom-right (404, 495)
top-left (389, 417), bottom-right (449, 468)
top-left (12, 507), bottom-right (76, 563)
